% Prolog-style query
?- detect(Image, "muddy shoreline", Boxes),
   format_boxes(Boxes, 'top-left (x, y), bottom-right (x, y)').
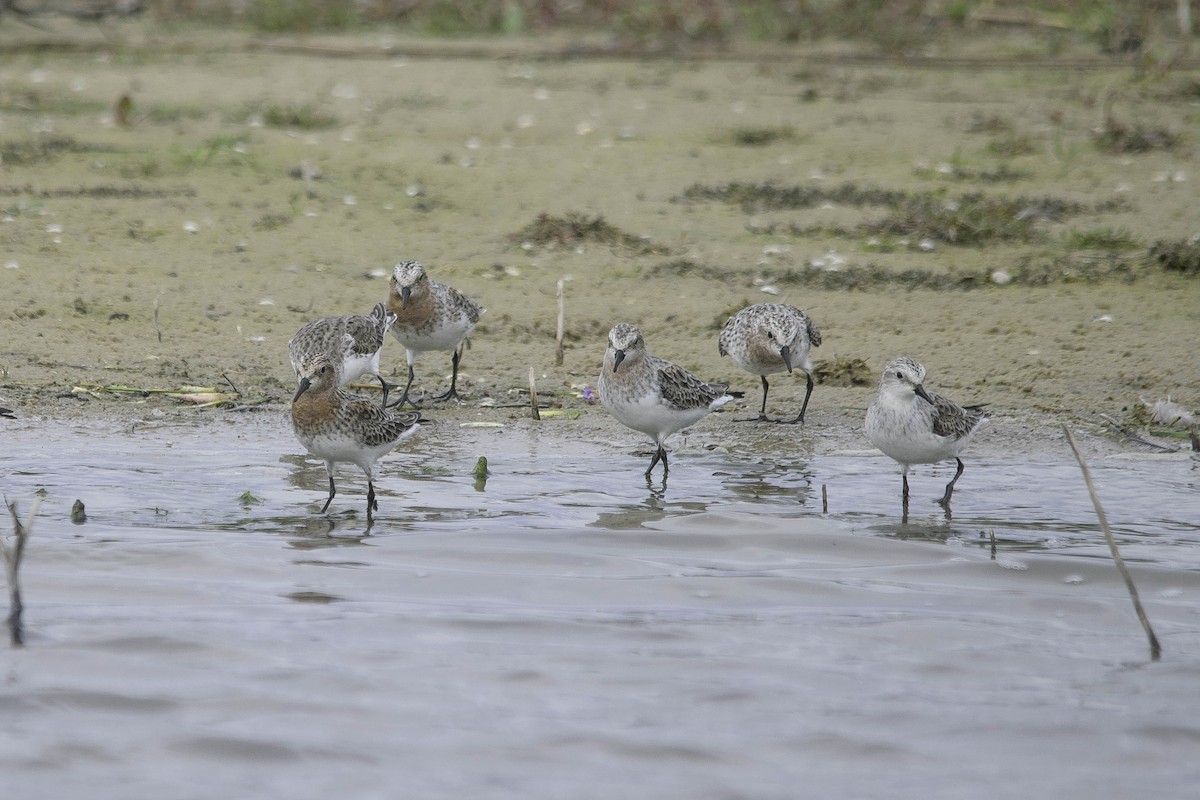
top-left (0, 24), bottom-right (1196, 458)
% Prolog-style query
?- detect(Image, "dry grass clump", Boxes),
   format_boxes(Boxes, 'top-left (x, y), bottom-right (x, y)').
top-left (680, 182), bottom-right (1094, 245)
top-left (1149, 239), bottom-right (1200, 275)
top-left (510, 212), bottom-right (670, 255)
top-left (1092, 108), bottom-right (1179, 154)
top-left (725, 126), bottom-right (801, 147)
top-left (0, 136), bottom-right (99, 165)
top-left (864, 192), bottom-right (1085, 245)
top-left (676, 182), bottom-right (907, 213)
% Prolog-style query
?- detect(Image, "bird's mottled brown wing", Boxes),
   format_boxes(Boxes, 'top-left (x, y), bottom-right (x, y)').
top-left (345, 398), bottom-right (422, 446)
top-left (717, 312), bottom-right (739, 357)
top-left (440, 283), bottom-right (484, 324)
top-left (803, 312), bottom-right (822, 348)
top-left (656, 358), bottom-right (727, 410)
top-left (930, 393), bottom-right (986, 440)
top-left (343, 313), bottom-right (386, 356)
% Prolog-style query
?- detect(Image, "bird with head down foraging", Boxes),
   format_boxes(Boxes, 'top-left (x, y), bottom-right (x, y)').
top-left (719, 302), bottom-right (822, 424)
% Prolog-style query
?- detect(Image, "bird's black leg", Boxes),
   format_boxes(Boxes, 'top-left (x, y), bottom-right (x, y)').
top-left (938, 458), bottom-right (965, 507)
top-left (377, 375), bottom-right (398, 408)
top-left (782, 373), bottom-right (815, 425)
top-left (366, 480), bottom-right (379, 522)
top-left (433, 348), bottom-right (463, 402)
top-left (737, 376), bottom-right (771, 422)
top-left (321, 475), bottom-right (337, 513)
top-left (645, 445), bottom-right (669, 478)
top-left (386, 363), bottom-right (418, 409)
top-left (902, 473), bottom-right (910, 500)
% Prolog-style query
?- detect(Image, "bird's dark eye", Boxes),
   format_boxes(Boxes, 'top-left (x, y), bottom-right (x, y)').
top-left (767, 331), bottom-right (775, 340)
top-left (895, 371), bottom-right (904, 380)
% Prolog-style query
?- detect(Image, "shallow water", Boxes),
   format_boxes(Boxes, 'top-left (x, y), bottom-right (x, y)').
top-left (2, 415), bottom-right (1199, 799)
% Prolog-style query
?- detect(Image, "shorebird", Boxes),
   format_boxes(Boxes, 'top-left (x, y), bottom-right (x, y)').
top-left (385, 260), bottom-right (484, 408)
top-left (719, 302), bottom-right (822, 423)
top-left (288, 302), bottom-right (397, 407)
top-left (290, 353), bottom-right (424, 523)
top-left (598, 323), bottom-right (737, 479)
top-left (865, 356), bottom-right (987, 506)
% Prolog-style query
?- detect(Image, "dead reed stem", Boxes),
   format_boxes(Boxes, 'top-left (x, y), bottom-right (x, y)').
top-left (555, 280), bottom-right (565, 367)
top-left (4, 495), bottom-right (43, 647)
top-left (1063, 425), bottom-right (1162, 662)
top-left (528, 367), bottom-right (541, 420)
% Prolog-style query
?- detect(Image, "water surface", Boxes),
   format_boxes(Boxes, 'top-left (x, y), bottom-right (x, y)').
top-left (2, 415), bottom-right (1199, 799)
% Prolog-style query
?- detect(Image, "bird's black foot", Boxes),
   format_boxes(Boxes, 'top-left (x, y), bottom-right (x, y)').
top-left (377, 377), bottom-right (399, 408)
top-left (430, 386), bottom-right (462, 403)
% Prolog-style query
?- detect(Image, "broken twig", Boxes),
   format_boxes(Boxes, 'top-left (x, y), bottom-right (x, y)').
top-left (1063, 425), bottom-right (1162, 662)
top-left (4, 495), bottom-right (43, 647)
top-left (528, 367), bottom-right (541, 421)
top-left (555, 279), bottom-right (565, 367)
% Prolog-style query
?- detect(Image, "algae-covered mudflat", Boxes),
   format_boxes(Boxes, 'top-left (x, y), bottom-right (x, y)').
top-left (0, 21), bottom-right (1197, 442)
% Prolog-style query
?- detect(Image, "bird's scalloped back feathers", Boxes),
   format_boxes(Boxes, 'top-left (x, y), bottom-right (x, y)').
top-left (930, 394), bottom-right (987, 440)
top-left (656, 359), bottom-right (730, 410)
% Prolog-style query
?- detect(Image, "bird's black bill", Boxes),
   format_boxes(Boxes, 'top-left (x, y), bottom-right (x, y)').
top-left (293, 377), bottom-right (312, 402)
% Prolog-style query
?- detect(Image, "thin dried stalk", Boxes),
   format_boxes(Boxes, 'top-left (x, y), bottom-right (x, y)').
top-left (528, 367), bottom-right (541, 421)
top-left (555, 280), bottom-right (565, 367)
top-left (4, 496), bottom-right (43, 647)
top-left (1063, 425), bottom-right (1162, 661)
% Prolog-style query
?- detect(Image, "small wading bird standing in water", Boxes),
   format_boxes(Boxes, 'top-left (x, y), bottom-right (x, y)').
top-left (291, 353), bottom-right (424, 524)
top-left (865, 356), bottom-right (987, 508)
top-left (599, 323), bottom-right (738, 480)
